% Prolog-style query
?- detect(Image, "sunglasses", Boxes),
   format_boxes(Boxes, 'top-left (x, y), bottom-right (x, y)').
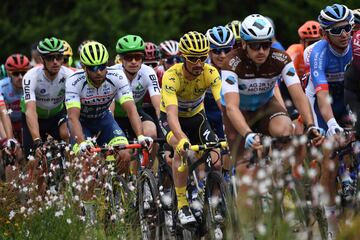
top-left (11, 71), bottom-right (27, 77)
top-left (183, 55), bottom-right (208, 64)
top-left (144, 61), bottom-right (159, 68)
top-left (86, 64), bottom-right (107, 72)
top-left (211, 47), bottom-right (232, 55)
top-left (326, 24), bottom-right (352, 36)
top-left (43, 54), bottom-right (64, 62)
top-left (165, 56), bottom-right (182, 65)
top-left (247, 41), bottom-right (272, 51)
top-left (123, 54), bottom-right (144, 62)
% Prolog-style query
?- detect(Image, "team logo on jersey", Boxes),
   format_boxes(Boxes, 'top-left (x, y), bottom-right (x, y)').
top-left (225, 76), bottom-right (236, 85)
top-left (39, 89), bottom-right (47, 95)
top-left (103, 84), bottom-right (111, 95)
top-left (238, 83), bottom-right (247, 90)
top-left (272, 52), bottom-right (287, 62)
top-left (59, 77), bottom-right (66, 83)
top-left (286, 67), bottom-right (296, 77)
top-left (164, 85), bottom-right (176, 93)
top-left (229, 56), bottom-right (241, 71)
top-left (135, 84), bottom-right (144, 91)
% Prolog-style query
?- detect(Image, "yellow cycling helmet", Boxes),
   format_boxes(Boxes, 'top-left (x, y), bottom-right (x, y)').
top-left (114, 54), bottom-right (122, 64)
top-left (226, 20), bottom-right (242, 42)
top-left (62, 40), bottom-right (73, 56)
top-left (179, 31), bottom-right (209, 56)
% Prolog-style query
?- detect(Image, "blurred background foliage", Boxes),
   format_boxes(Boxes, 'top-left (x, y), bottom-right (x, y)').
top-left (0, 0), bottom-right (357, 61)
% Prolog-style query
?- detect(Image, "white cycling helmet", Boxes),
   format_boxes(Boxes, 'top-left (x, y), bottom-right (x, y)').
top-left (159, 40), bottom-right (179, 56)
top-left (240, 14), bottom-right (274, 41)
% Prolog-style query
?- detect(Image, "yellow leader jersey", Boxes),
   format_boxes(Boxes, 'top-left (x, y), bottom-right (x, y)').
top-left (160, 63), bottom-right (221, 117)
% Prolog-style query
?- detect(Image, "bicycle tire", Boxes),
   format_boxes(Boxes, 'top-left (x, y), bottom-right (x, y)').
top-left (204, 171), bottom-right (232, 240)
top-left (104, 174), bottom-right (131, 226)
top-left (138, 168), bottom-right (161, 240)
top-left (158, 165), bottom-right (178, 239)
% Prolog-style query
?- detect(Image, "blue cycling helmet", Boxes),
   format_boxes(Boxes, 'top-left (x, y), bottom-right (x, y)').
top-left (240, 14), bottom-right (274, 41)
top-left (206, 26), bottom-right (235, 49)
top-left (318, 4), bottom-right (353, 29)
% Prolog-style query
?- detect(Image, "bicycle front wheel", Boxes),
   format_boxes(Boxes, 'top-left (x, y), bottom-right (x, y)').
top-left (138, 168), bottom-right (161, 240)
top-left (204, 171), bottom-right (233, 240)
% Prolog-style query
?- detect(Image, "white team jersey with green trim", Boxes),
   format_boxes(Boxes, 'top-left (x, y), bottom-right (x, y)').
top-left (23, 65), bottom-right (74, 118)
top-left (112, 63), bottom-right (160, 102)
top-left (65, 68), bottom-right (133, 119)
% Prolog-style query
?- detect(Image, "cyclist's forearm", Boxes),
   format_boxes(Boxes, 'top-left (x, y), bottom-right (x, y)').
top-left (25, 110), bottom-right (41, 140)
top-left (226, 105), bottom-right (252, 137)
top-left (69, 117), bottom-right (85, 144)
top-left (0, 106), bottom-right (14, 138)
top-left (289, 86), bottom-right (314, 126)
top-left (316, 91), bottom-right (335, 123)
top-left (167, 113), bottom-right (187, 141)
top-left (150, 95), bottom-right (160, 119)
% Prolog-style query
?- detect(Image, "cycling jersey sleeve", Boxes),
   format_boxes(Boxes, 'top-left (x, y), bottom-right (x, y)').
top-left (208, 67), bottom-right (222, 101)
top-left (146, 72), bottom-right (161, 97)
top-left (0, 87), bottom-right (4, 107)
top-left (309, 44), bottom-right (328, 93)
top-left (161, 70), bottom-right (180, 107)
top-left (65, 75), bottom-right (81, 109)
top-left (23, 70), bottom-right (37, 103)
top-left (281, 62), bottom-right (301, 87)
top-left (353, 30), bottom-right (360, 71)
top-left (221, 70), bottom-right (239, 95)
top-left (115, 78), bottom-right (134, 105)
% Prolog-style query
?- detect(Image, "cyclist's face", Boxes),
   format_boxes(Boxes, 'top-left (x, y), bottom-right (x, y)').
top-left (121, 52), bottom-right (144, 74)
top-left (10, 71), bottom-right (27, 89)
top-left (85, 65), bottom-right (107, 87)
top-left (326, 21), bottom-right (352, 49)
top-left (184, 56), bottom-right (206, 76)
top-left (209, 47), bottom-right (232, 68)
top-left (245, 41), bottom-right (271, 65)
top-left (43, 53), bottom-right (63, 74)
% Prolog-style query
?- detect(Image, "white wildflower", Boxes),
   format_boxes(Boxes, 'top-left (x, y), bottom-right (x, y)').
top-left (55, 210), bottom-right (63, 217)
top-left (9, 210), bottom-right (15, 220)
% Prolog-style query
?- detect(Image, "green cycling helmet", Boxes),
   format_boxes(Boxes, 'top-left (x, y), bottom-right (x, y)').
top-left (116, 35), bottom-right (145, 54)
top-left (80, 41), bottom-right (109, 66)
top-left (37, 37), bottom-right (64, 55)
top-left (0, 64), bottom-right (7, 79)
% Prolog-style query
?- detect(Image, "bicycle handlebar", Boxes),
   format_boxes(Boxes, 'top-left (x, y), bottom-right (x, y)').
top-left (178, 141), bottom-right (228, 172)
top-left (90, 143), bottom-right (149, 167)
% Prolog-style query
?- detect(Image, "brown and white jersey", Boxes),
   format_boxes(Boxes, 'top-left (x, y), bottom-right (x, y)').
top-left (221, 48), bottom-right (300, 111)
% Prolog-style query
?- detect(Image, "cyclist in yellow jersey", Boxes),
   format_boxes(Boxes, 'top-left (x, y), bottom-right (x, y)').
top-left (159, 31), bottom-right (222, 225)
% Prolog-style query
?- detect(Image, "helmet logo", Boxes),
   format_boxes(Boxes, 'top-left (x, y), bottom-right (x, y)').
top-left (253, 19), bottom-right (266, 30)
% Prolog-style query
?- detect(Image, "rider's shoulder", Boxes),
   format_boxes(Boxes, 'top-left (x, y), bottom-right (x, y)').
top-left (222, 48), bottom-right (242, 72)
top-left (269, 48), bottom-right (291, 65)
top-left (106, 67), bottom-right (127, 83)
top-left (203, 64), bottom-right (219, 76)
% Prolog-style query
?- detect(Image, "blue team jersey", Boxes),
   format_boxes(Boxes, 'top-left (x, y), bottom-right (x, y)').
top-left (305, 39), bottom-right (352, 129)
top-left (305, 39), bottom-right (352, 100)
top-left (0, 77), bottom-right (23, 122)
